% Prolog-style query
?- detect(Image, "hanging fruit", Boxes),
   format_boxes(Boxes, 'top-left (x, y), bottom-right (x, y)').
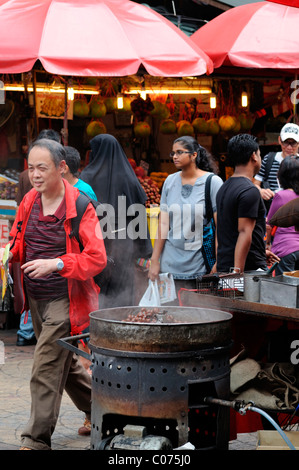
top-left (100, 79), bottom-right (118, 97)
top-left (159, 119), bottom-right (176, 135)
top-left (150, 101), bottom-right (170, 119)
top-left (104, 97), bottom-right (117, 113)
top-left (219, 115), bottom-right (238, 132)
top-left (134, 121), bottom-right (151, 138)
top-left (176, 120), bottom-right (194, 137)
top-left (73, 99), bottom-right (89, 118)
top-left (131, 96), bottom-right (154, 121)
top-left (192, 117), bottom-right (208, 134)
top-left (89, 98), bottom-right (107, 118)
top-left (238, 113), bottom-right (255, 131)
top-left (86, 120), bottom-right (107, 139)
top-left (232, 118), bottom-right (241, 133)
top-left (206, 118), bottom-right (220, 135)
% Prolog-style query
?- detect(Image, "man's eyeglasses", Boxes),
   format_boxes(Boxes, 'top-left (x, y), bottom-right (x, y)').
top-left (281, 140), bottom-right (299, 148)
top-left (170, 150), bottom-right (191, 157)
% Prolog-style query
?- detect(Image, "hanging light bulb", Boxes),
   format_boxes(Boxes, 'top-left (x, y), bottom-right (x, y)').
top-left (117, 93), bottom-right (124, 110)
top-left (241, 90), bottom-right (248, 108)
top-left (67, 87), bottom-right (74, 101)
top-left (210, 89), bottom-right (217, 109)
top-left (117, 83), bottom-right (124, 110)
top-left (140, 83), bottom-right (147, 100)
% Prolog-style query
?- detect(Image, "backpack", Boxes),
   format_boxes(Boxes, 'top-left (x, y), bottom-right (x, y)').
top-left (201, 174), bottom-right (216, 272)
top-left (70, 192), bottom-right (115, 293)
top-left (261, 151), bottom-right (276, 190)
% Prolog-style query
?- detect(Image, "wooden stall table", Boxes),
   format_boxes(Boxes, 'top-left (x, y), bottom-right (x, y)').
top-left (178, 288), bottom-right (299, 438)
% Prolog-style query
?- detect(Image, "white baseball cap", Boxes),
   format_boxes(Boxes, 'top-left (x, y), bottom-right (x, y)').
top-left (280, 123), bottom-right (299, 142)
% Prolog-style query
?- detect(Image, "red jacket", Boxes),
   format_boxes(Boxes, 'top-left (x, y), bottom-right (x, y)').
top-left (10, 179), bottom-right (107, 335)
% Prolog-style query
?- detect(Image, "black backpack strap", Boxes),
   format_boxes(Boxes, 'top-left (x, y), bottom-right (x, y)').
top-left (9, 221), bottom-right (23, 251)
top-left (263, 152), bottom-right (276, 182)
top-left (70, 193), bottom-right (91, 249)
top-left (205, 174), bottom-right (214, 222)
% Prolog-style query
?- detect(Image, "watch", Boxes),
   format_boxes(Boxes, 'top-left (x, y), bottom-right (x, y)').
top-left (56, 259), bottom-right (64, 271)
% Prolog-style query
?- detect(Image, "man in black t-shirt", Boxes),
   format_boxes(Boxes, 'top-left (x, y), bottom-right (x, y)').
top-left (216, 134), bottom-right (280, 273)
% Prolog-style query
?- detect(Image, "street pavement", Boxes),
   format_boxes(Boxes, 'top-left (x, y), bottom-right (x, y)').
top-left (0, 327), bottom-right (257, 452)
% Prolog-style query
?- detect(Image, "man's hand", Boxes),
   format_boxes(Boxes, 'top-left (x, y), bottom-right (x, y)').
top-left (260, 187), bottom-right (275, 201)
top-left (21, 259), bottom-right (59, 278)
top-left (266, 249), bottom-right (280, 265)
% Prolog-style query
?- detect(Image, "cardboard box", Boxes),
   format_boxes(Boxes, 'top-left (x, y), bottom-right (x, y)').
top-left (257, 430), bottom-right (299, 450)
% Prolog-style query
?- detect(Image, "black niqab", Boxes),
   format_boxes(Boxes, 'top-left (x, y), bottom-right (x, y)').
top-left (80, 134), bottom-right (147, 213)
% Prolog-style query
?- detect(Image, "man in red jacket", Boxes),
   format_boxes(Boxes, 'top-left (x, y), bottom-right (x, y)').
top-left (2, 138), bottom-right (107, 450)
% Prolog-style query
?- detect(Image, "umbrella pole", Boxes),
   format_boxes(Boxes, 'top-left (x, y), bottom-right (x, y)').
top-left (62, 81), bottom-right (68, 146)
top-left (33, 70), bottom-right (39, 138)
top-left (294, 73), bottom-right (298, 124)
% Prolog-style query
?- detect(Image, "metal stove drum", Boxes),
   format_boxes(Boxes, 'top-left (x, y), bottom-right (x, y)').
top-left (85, 306), bottom-right (233, 450)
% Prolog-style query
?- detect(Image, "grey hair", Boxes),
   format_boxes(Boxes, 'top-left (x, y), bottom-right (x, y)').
top-left (29, 138), bottom-right (66, 168)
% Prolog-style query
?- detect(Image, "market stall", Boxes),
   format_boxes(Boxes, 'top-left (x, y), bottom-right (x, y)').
top-left (1, 0), bottom-right (298, 448)
top-left (177, 272), bottom-right (299, 438)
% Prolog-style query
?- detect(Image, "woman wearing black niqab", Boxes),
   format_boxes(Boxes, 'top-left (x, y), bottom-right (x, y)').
top-left (80, 134), bottom-right (152, 307)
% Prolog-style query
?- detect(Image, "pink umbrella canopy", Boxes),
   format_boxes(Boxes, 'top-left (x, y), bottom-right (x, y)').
top-left (0, 0), bottom-right (213, 77)
top-left (191, 0), bottom-right (299, 71)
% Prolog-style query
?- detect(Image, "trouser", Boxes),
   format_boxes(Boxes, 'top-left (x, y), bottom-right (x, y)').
top-left (21, 296), bottom-right (91, 450)
top-left (275, 250), bottom-right (299, 276)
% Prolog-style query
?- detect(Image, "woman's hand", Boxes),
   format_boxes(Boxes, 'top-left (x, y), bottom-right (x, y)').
top-left (148, 258), bottom-right (160, 281)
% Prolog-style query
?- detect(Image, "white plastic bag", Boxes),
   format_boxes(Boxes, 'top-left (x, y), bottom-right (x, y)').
top-left (139, 279), bottom-right (161, 307)
top-left (158, 273), bottom-right (177, 304)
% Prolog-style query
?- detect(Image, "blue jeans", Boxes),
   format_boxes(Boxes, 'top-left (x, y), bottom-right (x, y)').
top-left (17, 310), bottom-right (36, 340)
top-left (275, 250), bottom-right (299, 276)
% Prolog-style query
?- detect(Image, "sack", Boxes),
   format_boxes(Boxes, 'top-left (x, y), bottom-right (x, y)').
top-left (202, 174), bottom-right (216, 272)
top-left (269, 197), bottom-right (299, 230)
top-left (70, 192), bottom-right (115, 293)
top-left (139, 279), bottom-right (161, 307)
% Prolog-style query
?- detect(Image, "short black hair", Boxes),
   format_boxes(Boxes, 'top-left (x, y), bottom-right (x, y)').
top-left (278, 155), bottom-right (299, 194)
top-left (64, 146), bottom-right (81, 176)
top-left (227, 134), bottom-right (259, 166)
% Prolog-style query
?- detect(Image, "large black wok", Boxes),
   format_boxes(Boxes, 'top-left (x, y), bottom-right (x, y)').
top-left (89, 306), bottom-right (232, 353)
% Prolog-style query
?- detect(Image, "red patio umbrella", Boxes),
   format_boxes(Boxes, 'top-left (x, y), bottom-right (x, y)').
top-left (0, 0), bottom-right (213, 77)
top-left (191, 0), bottom-right (299, 71)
